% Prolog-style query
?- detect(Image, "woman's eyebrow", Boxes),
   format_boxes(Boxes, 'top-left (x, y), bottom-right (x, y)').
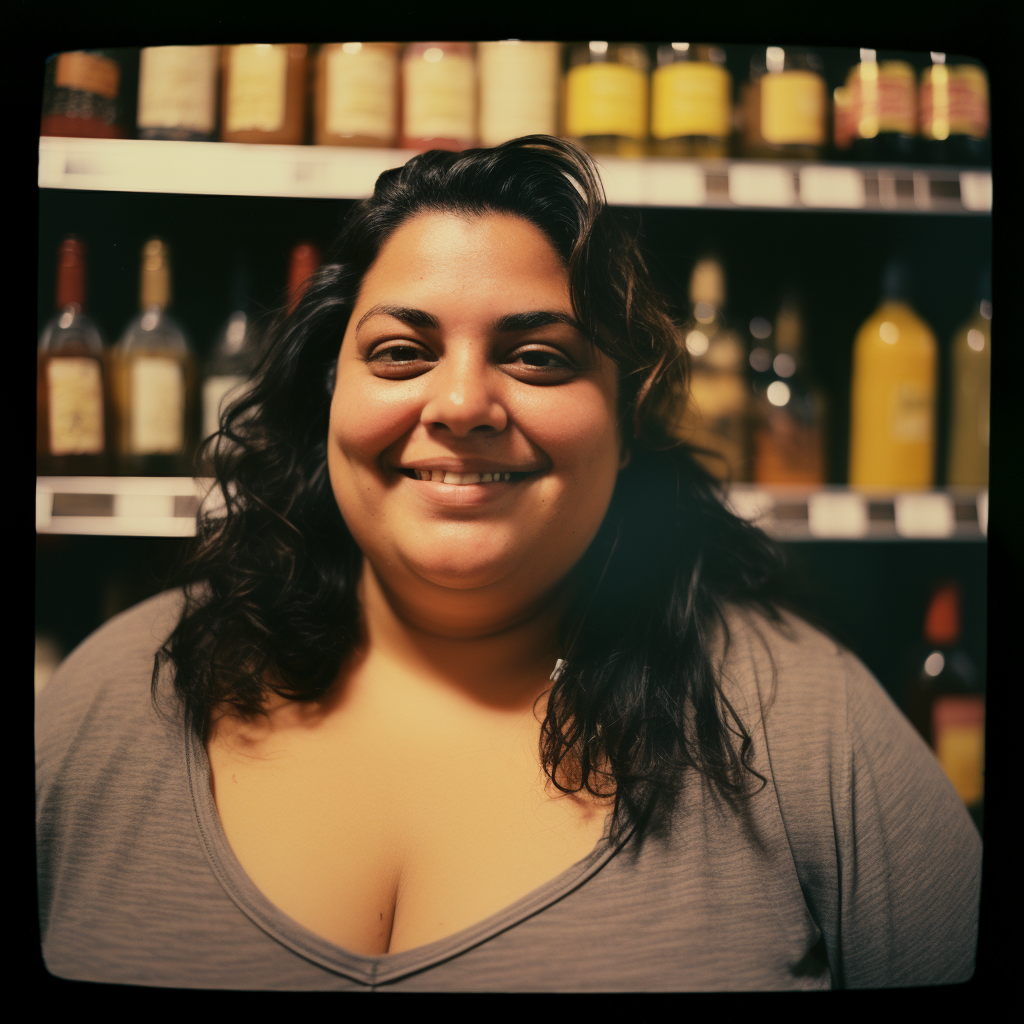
top-left (491, 310), bottom-right (588, 335)
top-left (355, 304), bottom-right (442, 332)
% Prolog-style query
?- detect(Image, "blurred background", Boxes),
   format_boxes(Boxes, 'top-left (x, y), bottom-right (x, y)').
top-left (36, 40), bottom-right (991, 834)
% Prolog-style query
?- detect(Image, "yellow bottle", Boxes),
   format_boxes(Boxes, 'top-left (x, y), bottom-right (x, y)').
top-left (946, 272), bottom-right (991, 487)
top-left (848, 261), bottom-right (937, 490)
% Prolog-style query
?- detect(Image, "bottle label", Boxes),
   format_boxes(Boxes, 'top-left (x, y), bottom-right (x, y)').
top-left (55, 51), bottom-right (120, 99)
top-left (889, 382), bottom-right (934, 442)
top-left (920, 65), bottom-right (989, 140)
top-left (47, 357), bottom-right (104, 455)
top-left (129, 356), bottom-right (185, 454)
top-left (477, 42), bottom-right (561, 146)
top-left (226, 44), bottom-right (287, 134)
top-left (202, 374), bottom-right (249, 443)
top-left (403, 53), bottom-right (476, 142)
top-left (137, 46), bottom-right (219, 133)
top-left (761, 70), bottom-right (826, 145)
top-left (932, 695), bottom-right (984, 806)
top-left (847, 62), bottom-right (916, 137)
top-left (565, 63), bottom-right (648, 140)
top-left (832, 86), bottom-right (855, 150)
top-left (651, 62), bottom-right (731, 140)
top-left (325, 45), bottom-right (398, 140)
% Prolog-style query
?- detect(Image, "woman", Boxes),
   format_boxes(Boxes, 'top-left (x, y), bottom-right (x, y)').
top-left (36, 137), bottom-right (981, 990)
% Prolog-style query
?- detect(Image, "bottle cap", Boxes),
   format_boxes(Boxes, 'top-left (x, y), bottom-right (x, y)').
top-left (924, 582), bottom-right (961, 646)
top-left (287, 242), bottom-right (321, 312)
top-left (689, 257), bottom-right (725, 309)
top-left (140, 237), bottom-right (171, 311)
top-left (55, 235), bottom-right (87, 310)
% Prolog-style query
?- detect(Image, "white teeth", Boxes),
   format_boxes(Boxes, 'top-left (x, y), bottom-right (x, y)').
top-left (409, 469), bottom-right (518, 484)
top-left (431, 470), bottom-right (445, 482)
top-left (481, 473), bottom-right (492, 483)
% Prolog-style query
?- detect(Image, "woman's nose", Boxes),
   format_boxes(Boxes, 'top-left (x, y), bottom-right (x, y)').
top-left (419, 351), bottom-right (508, 436)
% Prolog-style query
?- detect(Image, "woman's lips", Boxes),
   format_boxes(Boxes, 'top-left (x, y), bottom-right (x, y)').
top-left (401, 468), bottom-right (532, 484)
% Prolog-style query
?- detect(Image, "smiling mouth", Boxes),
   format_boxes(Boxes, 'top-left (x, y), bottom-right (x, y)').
top-left (400, 469), bottom-right (534, 484)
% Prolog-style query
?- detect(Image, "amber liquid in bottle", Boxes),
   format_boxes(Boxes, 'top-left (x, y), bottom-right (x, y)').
top-left (220, 44), bottom-right (308, 145)
top-left (315, 42), bottom-right (399, 147)
top-left (400, 42), bottom-right (477, 151)
top-left (650, 43), bottom-right (732, 158)
top-left (40, 50), bottom-right (127, 139)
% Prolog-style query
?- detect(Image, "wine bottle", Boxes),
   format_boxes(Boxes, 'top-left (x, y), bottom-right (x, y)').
top-left (919, 53), bottom-right (990, 166)
top-left (848, 259), bottom-right (937, 490)
top-left (674, 257), bottom-right (749, 482)
top-left (136, 46), bottom-right (220, 141)
top-left (400, 43), bottom-right (477, 151)
top-left (221, 44), bottom-right (308, 145)
top-left (946, 269), bottom-right (991, 487)
top-left (37, 236), bottom-right (110, 475)
top-left (40, 50), bottom-right (126, 139)
top-left (845, 49), bottom-right (918, 163)
top-left (477, 41), bottom-right (562, 147)
top-left (287, 241), bottom-right (321, 313)
top-left (112, 239), bottom-right (198, 476)
top-left (314, 43), bottom-right (400, 148)
top-left (650, 43), bottom-right (732, 158)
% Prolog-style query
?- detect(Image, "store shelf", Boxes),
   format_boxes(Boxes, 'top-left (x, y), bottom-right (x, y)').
top-left (36, 477), bottom-right (988, 541)
top-left (38, 137), bottom-right (992, 214)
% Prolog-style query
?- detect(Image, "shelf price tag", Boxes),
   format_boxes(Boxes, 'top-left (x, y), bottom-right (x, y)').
top-left (36, 486), bottom-right (54, 531)
top-left (644, 162), bottom-right (707, 207)
top-left (959, 171), bottom-right (993, 212)
top-left (807, 491), bottom-right (868, 538)
top-left (893, 492), bottom-right (955, 538)
top-left (727, 488), bottom-right (775, 525)
top-left (976, 490), bottom-right (988, 536)
top-left (596, 158), bottom-right (645, 206)
top-left (728, 164), bottom-right (796, 207)
top-left (798, 166), bottom-right (865, 209)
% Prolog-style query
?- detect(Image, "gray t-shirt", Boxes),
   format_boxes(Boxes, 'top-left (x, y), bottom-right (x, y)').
top-left (35, 589), bottom-right (981, 991)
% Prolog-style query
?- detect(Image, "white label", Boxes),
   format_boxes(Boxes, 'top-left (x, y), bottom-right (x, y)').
top-left (477, 41), bottom-right (560, 146)
top-left (808, 491), bottom-right (868, 538)
top-left (226, 44), bottom-right (287, 134)
top-left (403, 53), bottom-right (476, 141)
top-left (129, 356), bottom-right (185, 454)
top-left (728, 164), bottom-right (796, 207)
top-left (976, 490), bottom-right (988, 536)
top-left (894, 492), bottom-right (955, 538)
top-left (959, 171), bottom-right (993, 212)
top-left (46, 357), bottom-right (104, 455)
top-left (325, 46), bottom-right (397, 139)
top-left (799, 166), bottom-right (866, 208)
top-left (138, 46), bottom-right (219, 133)
top-left (645, 161), bottom-right (707, 206)
top-left (202, 374), bottom-right (248, 441)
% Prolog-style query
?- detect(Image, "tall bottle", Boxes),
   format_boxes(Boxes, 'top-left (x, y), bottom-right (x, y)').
top-left (675, 257), bottom-right (749, 482)
top-left (41, 50), bottom-right (127, 139)
top-left (844, 49), bottom-right (917, 162)
top-left (286, 241), bottom-right (321, 313)
top-left (220, 44), bottom-right (308, 145)
top-left (477, 41), bottom-right (562, 147)
top-left (136, 46), bottom-right (220, 141)
top-left (400, 43), bottom-right (477, 151)
top-left (563, 42), bottom-right (650, 158)
top-left (919, 53), bottom-right (990, 166)
top-left (848, 259), bottom-right (937, 490)
top-left (650, 43), bottom-right (732, 158)
top-left (902, 581), bottom-right (985, 822)
top-left (37, 237), bottom-right (110, 475)
top-left (314, 43), bottom-right (400, 148)
top-left (751, 294), bottom-right (827, 485)
top-left (740, 46), bottom-right (827, 159)
top-left (946, 269), bottom-right (991, 487)
top-left (112, 239), bottom-right (198, 476)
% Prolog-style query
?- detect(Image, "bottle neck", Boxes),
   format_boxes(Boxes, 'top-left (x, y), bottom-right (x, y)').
top-left (55, 239), bottom-right (87, 311)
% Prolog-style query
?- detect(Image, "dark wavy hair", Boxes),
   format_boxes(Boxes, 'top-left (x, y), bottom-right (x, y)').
top-left (157, 135), bottom-right (809, 843)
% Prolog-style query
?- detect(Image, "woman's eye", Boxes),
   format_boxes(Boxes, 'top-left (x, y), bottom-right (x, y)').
top-left (512, 348), bottom-right (574, 371)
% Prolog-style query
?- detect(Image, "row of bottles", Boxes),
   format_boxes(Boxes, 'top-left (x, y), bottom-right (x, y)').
top-left (37, 236), bottom-right (320, 476)
top-left (676, 257), bottom-right (991, 488)
top-left (41, 44), bottom-right (990, 164)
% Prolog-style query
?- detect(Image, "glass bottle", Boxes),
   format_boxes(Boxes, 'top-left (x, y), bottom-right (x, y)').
top-left (845, 49), bottom-right (918, 162)
top-left (40, 49), bottom-right (127, 139)
top-left (477, 41), bottom-right (562, 147)
top-left (314, 43), bottom-right (400, 148)
top-left (751, 294), bottom-right (827, 485)
top-left (136, 46), bottom-right (220, 141)
top-left (674, 257), bottom-right (749, 482)
top-left (919, 53), bottom-right (990, 166)
top-left (37, 236), bottom-right (110, 475)
top-left (220, 44), bottom-right (308, 145)
top-left (848, 259), bottom-right (937, 491)
top-left (563, 41), bottom-right (650, 158)
top-left (112, 239), bottom-right (198, 476)
top-left (946, 269), bottom-right (991, 487)
top-left (650, 43), bottom-right (732, 158)
top-left (400, 43), bottom-right (477, 151)
top-left (286, 241), bottom-right (321, 313)
top-left (740, 46), bottom-right (827, 159)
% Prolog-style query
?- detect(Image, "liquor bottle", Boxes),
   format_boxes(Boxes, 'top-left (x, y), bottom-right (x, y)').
top-left (751, 294), bottom-right (826, 485)
top-left (848, 259), bottom-right (937, 490)
top-left (902, 581), bottom-right (985, 821)
top-left (400, 43), bottom-right (477, 151)
top-left (674, 257), bottom-right (749, 482)
top-left (845, 49), bottom-right (917, 162)
top-left (40, 50), bottom-right (127, 139)
top-left (136, 46), bottom-right (220, 141)
top-left (946, 268), bottom-right (991, 487)
top-left (650, 43), bottom-right (732, 158)
top-left (919, 53), bottom-right (990, 166)
top-left (740, 46), bottom-right (827, 159)
top-left (477, 41), bottom-right (562, 147)
top-left (563, 42), bottom-right (650, 158)
top-left (286, 241), bottom-right (321, 313)
top-left (220, 44), bottom-right (308, 145)
top-left (112, 239), bottom-right (198, 476)
top-left (37, 236), bottom-right (110, 475)
top-left (314, 43), bottom-right (400, 148)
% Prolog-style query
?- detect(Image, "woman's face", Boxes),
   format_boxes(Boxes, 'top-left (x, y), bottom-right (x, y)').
top-left (328, 211), bottom-right (625, 627)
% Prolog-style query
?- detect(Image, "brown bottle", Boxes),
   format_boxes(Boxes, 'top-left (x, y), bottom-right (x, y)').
top-left (287, 241), bottom-right (322, 313)
top-left (314, 43), bottom-right (399, 147)
top-left (221, 44), bottom-right (308, 145)
top-left (37, 237), bottom-right (111, 475)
